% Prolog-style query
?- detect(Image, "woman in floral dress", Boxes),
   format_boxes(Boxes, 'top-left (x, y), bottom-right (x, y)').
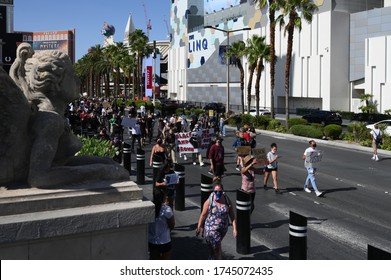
top-left (196, 182), bottom-right (237, 259)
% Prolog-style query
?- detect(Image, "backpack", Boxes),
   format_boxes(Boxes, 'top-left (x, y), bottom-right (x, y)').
top-left (373, 130), bottom-right (382, 144)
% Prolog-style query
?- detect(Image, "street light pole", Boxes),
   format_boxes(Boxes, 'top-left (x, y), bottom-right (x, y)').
top-left (204, 26), bottom-right (251, 114)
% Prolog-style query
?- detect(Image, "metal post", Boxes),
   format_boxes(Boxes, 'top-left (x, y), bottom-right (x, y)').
top-left (368, 244), bottom-right (391, 260)
top-left (174, 163), bottom-right (185, 211)
top-left (123, 142), bottom-right (131, 175)
top-left (289, 211), bottom-right (307, 260)
top-left (204, 26), bottom-right (250, 114)
top-left (236, 189), bottom-right (251, 254)
top-left (152, 155), bottom-right (163, 188)
top-left (200, 174), bottom-right (214, 212)
top-left (226, 32), bottom-right (230, 114)
top-left (136, 148), bottom-right (145, 185)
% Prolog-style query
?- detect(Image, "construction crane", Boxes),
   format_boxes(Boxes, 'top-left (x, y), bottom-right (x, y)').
top-left (142, 1), bottom-right (152, 39)
top-left (164, 15), bottom-right (172, 41)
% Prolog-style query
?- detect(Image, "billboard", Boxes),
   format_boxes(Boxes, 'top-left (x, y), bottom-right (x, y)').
top-left (143, 53), bottom-right (161, 98)
top-left (31, 30), bottom-right (75, 63)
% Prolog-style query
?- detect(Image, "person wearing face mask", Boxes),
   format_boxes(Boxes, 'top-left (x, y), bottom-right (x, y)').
top-left (302, 140), bottom-right (323, 197)
top-left (195, 182), bottom-right (237, 260)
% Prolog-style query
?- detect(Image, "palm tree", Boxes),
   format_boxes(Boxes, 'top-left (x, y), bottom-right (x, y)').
top-left (246, 35), bottom-right (270, 116)
top-left (256, 0), bottom-right (280, 118)
top-left (120, 52), bottom-right (135, 100)
top-left (128, 29), bottom-right (153, 100)
top-left (245, 38), bottom-right (258, 113)
top-left (104, 42), bottom-right (128, 98)
top-left (226, 40), bottom-right (246, 114)
top-left (276, 0), bottom-right (318, 125)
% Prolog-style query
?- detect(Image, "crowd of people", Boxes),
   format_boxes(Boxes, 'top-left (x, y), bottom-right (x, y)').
top-left (65, 98), bottom-right (327, 260)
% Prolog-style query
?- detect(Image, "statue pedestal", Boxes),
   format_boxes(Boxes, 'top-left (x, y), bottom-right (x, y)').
top-left (0, 180), bottom-right (154, 259)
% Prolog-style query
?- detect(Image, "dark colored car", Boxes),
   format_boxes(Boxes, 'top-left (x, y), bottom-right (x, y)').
top-left (203, 102), bottom-right (226, 113)
top-left (302, 110), bottom-right (342, 125)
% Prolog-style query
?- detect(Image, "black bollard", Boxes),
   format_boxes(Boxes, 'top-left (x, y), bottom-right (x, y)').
top-left (236, 189), bottom-right (252, 254)
top-left (152, 155), bottom-right (163, 188)
top-left (200, 174), bottom-right (214, 212)
top-left (174, 164), bottom-right (185, 211)
top-left (136, 148), bottom-right (145, 185)
top-left (289, 211), bottom-right (307, 260)
top-left (368, 244), bottom-right (391, 260)
top-left (123, 142), bottom-right (131, 175)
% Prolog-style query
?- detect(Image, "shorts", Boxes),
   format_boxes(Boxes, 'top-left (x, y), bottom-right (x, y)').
top-left (148, 242), bottom-right (172, 254)
top-left (264, 167), bottom-right (278, 172)
top-left (214, 164), bottom-right (225, 176)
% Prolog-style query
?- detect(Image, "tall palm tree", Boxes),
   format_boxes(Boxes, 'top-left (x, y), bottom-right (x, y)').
top-left (104, 42), bottom-right (128, 98)
top-left (246, 35), bottom-right (270, 116)
top-left (276, 0), bottom-right (318, 125)
top-left (245, 38), bottom-right (258, 113)
top-left (128, 29), bottom-right (153, 100)
top-left (74, 55), bottom-right (89, 95)
top-left (120, 52), bottom-right (135, 100)
top-left (226, 40), bottom-right (246, 114)
top-left (256, 0), bottom-right (280, 118)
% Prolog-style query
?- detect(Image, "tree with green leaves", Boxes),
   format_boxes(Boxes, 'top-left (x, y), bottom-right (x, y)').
top-left (245, 35), bottom-right (270, 116)
top-left (226, 40), bottom-right (246, 114)
top-left (128, 29), bottom-right (153, 100)
top-left (255, 0), bottom-right (280, 118)
top-left (359, 93), bottom-right (377, 113)
top-left (275, 0), bottom-right (318, 126)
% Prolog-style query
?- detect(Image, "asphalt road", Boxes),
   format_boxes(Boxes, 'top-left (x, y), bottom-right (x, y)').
top-left (129, 126), bottom-right (391, 260)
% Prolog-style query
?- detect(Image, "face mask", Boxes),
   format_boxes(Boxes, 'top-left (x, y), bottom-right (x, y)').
top-left (312, 144), bottom-right (317, 148)
top-left (214, 191), bottom-right (222, 200)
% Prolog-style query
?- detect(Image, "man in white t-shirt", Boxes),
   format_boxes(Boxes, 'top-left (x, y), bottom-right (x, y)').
top-left (302, 140), bottom-right (323, 197)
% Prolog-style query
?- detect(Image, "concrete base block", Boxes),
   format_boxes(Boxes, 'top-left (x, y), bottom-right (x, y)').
top-left (0, 180), bottom-right (154, 260)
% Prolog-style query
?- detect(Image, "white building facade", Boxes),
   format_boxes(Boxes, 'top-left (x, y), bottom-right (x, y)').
top-left (168, 0), bottom-right (391, 114)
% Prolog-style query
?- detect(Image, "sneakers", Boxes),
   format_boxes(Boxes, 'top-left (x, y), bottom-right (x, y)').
top-left (304, 187), bottom-right (311, 193)
top-left (371, 156), bottom-right (376, 160)
top-left (235, 165), bottom-right (240, 171)
top-left (208, 170), bottom-right (214, 176)
top-left (375, 155), bottom-right (379, 161)
top-left (193, 162), bottom-right (197, 165)
top-left (183, 154), bottom-right (188, 161)
top-left (315, 191), bottom-right (323, 197)
top-left (200, 162), bottom-right (205, 167)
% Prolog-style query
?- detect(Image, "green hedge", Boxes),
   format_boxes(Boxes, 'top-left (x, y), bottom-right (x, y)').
top-left (287, 118), bottom-right (308, 128)
top-left (253, 116), bottom-right (272, 129)
top-left (77, 136), bottom-right (115, 157)
top-left (289, 124), bottom-right (323, 139)
top-left (323, 124), bottom-right (342, 140)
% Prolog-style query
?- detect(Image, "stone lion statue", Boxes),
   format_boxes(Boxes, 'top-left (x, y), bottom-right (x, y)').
top-left (0, 43), bottom-right (129, 188)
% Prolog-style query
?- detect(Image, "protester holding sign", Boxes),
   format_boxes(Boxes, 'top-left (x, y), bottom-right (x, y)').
top-left (302, 140), bottom-right (324, 197)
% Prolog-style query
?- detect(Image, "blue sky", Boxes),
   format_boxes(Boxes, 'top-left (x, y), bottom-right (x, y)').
top-left (14, 0), bottom-right (171, 61)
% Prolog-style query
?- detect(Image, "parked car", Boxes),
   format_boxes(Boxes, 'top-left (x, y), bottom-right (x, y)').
top-left (302, 110), bottom-right (342, 125)
top-left (203, 102), bottom-right (226, 113)
top-left (178, 102), bottom-right (196, 110)
top-left (245, 109), bottom-right (271, 116)
top-left (366, 119), bottom-right (391, 136)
